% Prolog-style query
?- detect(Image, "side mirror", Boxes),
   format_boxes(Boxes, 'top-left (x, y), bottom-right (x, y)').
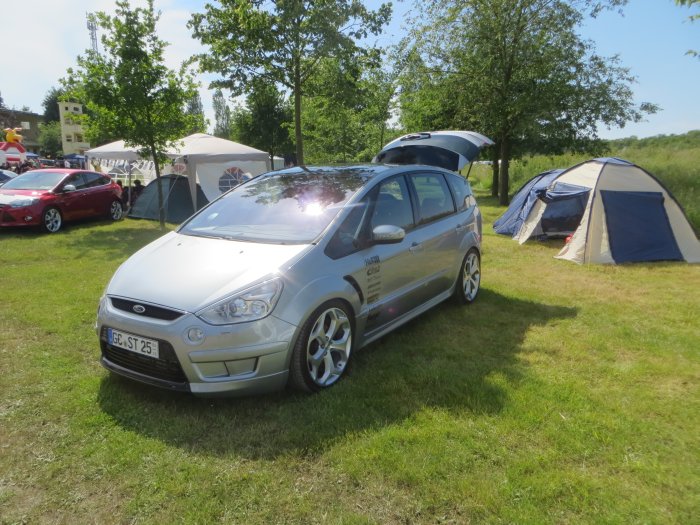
top-left (63, 184), bottom-right (77, 192)
top-left (372, 224), bottom-right (405, 244)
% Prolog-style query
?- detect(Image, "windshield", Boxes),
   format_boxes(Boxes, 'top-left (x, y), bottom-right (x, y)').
top-left (180, 169), bottom-right (370, 244)
top-left (1, 170), bottom-right (65, 190)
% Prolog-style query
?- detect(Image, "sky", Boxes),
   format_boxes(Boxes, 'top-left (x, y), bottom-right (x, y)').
top-left (2, 0), bottom-right (698, 141)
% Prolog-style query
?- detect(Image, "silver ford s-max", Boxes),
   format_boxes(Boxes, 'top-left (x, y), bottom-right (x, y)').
top-left (97, 164), bottom-right (482, 396)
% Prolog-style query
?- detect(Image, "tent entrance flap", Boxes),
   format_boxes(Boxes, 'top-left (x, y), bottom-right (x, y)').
top-left (537, 183), bottom-right (590, 236)
top-left (600, 190), bottom-right (683, 263)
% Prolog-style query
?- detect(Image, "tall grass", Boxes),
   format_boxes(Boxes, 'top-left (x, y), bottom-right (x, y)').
top-left (471, 130), bottom-right (700, 231)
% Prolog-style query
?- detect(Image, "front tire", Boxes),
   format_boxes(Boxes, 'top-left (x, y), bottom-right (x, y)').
top-left (109, 200), bottom-right (123, 221)
top-left (454, 248), bottom-right (481, 304)
top-left (289, 300), bottom-right (354, 392)
top-left (41, 207), bottom-right (63, 233)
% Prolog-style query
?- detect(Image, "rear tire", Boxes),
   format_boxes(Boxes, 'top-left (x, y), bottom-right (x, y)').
top-left (41, 207), bottom-right (62, 233)
top-left (289, 300), bottom-right (354, 392)
top-left (454, 248), bottom-right (480, 304)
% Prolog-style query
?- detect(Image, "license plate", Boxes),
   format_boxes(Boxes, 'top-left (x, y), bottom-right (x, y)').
top-left (108, 328), bottom-right (159, 359)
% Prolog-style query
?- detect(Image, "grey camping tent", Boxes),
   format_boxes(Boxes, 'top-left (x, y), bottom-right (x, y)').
top-left (129, 174), bottom-right (209, 224)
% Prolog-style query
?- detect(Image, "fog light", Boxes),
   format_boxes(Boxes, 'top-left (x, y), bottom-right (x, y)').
top-left (24, 216), bottom-right (33, 222)
top-left (184, 326), bottom-right (205, 345)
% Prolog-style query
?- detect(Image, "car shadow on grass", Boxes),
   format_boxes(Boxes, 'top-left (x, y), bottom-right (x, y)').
top-left (97, 288), bottom-right (577, 459)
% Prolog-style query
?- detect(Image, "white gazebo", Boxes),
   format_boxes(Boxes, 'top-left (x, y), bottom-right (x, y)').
top-left (86, 134), bottom-right (278, 207)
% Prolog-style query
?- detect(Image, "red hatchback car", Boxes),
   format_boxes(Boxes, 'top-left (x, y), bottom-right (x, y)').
top-left (0, 169), bottom-right (123, 233)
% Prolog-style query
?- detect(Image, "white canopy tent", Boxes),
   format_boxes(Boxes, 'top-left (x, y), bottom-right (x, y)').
top-left (167, 133), bottom-right (272, 205)
top-left (85, 139), bottom-right (141, 162)
top-left (86, 133), bottom-right (278, 208)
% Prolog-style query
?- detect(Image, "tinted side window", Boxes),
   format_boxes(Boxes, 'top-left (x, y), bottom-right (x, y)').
top-left (325, 198), bottom-right (370, 260)
top-left (410, 173), bottom-right (456, 224)
top-left (446, 173), bottom-right (473, 211)
top-left (84, 172), bottom-right (108, 187)
top-left (370, 177), bottom-right (414, 231)
top-left (65, 173), bottom-right (88, 190)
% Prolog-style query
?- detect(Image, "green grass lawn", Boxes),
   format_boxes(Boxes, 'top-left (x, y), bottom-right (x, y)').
top-left (1, 208), bottom-right (698, 524)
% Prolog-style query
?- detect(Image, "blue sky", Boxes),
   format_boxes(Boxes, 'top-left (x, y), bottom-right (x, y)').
top-left (3, 0), bottom-right (698, 140)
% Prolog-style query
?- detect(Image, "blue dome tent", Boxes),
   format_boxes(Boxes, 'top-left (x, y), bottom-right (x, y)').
top-left (495, 158), bottom-right (700, 264)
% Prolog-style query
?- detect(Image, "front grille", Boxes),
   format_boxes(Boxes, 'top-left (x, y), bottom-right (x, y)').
top-left (100, 327), bottom-right (187, 383)
top-left (109, 297), bottom-right (184, 321)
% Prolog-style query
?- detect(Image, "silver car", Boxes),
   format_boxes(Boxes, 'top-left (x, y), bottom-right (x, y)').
top-left (96, 164), bottom-right (482, 396)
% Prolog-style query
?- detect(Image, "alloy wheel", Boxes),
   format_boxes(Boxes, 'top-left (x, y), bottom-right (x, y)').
top-left (305, 307), bottom-right (352, 388)
top-left (462, 250), bottom-right (480, 302)
top-left (43, 208), bottom-right (62, 233)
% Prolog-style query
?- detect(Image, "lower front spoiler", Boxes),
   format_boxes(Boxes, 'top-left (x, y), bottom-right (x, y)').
top-left (101, 356), bottom-right (190, 392)
top-left (100, 355), bottom-right (290, 397)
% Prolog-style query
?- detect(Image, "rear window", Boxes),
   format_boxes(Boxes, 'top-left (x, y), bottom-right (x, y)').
top-left (374, 145), bottom-right (460, 171)
top-left (445, 173), bottom-right (473, 211)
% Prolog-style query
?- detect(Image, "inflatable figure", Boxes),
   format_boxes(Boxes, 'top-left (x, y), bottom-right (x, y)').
top-left (4, 127), bottom-right (24, 144)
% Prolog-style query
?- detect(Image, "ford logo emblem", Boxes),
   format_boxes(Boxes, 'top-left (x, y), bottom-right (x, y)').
top-left (132, 305), bottom-right (146, 314)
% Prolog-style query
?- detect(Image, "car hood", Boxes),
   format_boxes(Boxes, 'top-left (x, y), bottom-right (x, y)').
top-left (107, 231), bottom-right (311, 312)
top-left (0, 189), bottom-right (49, 204)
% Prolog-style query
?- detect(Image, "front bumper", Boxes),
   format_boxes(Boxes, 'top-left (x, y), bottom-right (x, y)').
top-left (0, 205), bottom-right (41, 227)
top-left (97, 295), bottom-right (297, 396)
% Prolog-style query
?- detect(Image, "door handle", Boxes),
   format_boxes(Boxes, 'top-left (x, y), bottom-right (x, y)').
top-left (456, 224), bottom-right (467, 233)
top-left (409, 242), bottom-right (423, 253)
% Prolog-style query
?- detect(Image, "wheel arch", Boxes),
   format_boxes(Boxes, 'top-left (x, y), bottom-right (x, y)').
top-left (276, 275), bottom-right (362, 369)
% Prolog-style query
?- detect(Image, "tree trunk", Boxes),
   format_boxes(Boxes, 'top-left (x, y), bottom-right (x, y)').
top-left (491, 143), bottom-right (499, 198)
top-left (498, 136), bottom-right (511, 206)
top-left (293, 62), bottom-right (304, 165)
top-left (150, 144), bottom-right (165, 230)
top-left (269, 150), bottom-right (274, 170)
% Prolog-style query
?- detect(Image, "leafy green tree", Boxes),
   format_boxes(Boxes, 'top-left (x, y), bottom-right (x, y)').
top-left (189, 0), bottom-right (391, 165)
top-left (65, 0), bottom-right (201, 228)
top-left (184, 91), bottom-right (207, 133)
top-left (300, 54), bottom-right (398, 164)
top-left (403, 0), bottom-right (656, 204)
top-left (212, 88), bottom-right (232, 139)
top-left (230, 81), bottom-right (293, 169)
top-left (38, 121), bottom-right (63, 157)
top-left (0, 91), bottom-right (5, 108)
top-left (41, 87), bottom-right (64, 123)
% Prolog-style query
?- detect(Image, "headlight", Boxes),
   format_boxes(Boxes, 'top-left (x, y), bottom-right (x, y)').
top-left (10, 198), bottom-right (38, 208)
top-left (197, 278), bottom-right (283, 325)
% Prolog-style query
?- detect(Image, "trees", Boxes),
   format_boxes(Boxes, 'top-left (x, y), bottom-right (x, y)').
top-left (212, 89), bottom-right (232, 139)
top-left (301, 54), bottom-right (398, 163)
top-left (38, 121), bottom-right (63, 157)
top-left (230, 81), bottom-right (293, 169)
top-left (184, 91), bottom-right (207, 134)
top-left (65, 0), bottom-right (201, 228)
top-left (189, 0), bottom-right (391, 164)
top-left (402, 0), bottom-right (656, 204)
top-left (41, 87), bottom-right (64, 123)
